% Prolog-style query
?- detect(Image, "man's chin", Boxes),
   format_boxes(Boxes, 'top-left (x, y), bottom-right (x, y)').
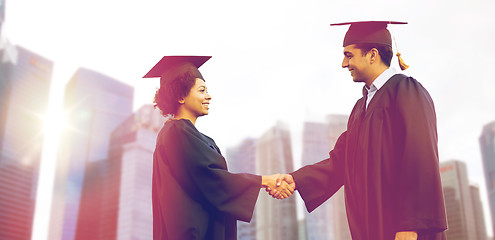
top-left (352, 78), bottom-right (363, 83)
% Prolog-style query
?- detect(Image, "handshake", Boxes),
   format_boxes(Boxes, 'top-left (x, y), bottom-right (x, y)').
top-left (261, 174), bottom-right (295, 199)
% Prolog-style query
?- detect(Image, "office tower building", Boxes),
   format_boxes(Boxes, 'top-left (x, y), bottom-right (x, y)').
top-left (325, 115), bottom-right (350, 240)
top-left (297, 218), bottom-right (307, 240)
top-left (301, 114), bottom-right (350, 240)
top-left (0, 0), bottom-right (4, 38)
top-left (439, 160), bottom-right (477, 240)
top-left (75, 104), bottom-right (164, 240)
top-left (481, 121), bottom-right (495, 234)
top-left (226, 138), bottom-right (258, 240)
top-left (227, 138), bottom-right (257, 175)
top-left (49, 68), bottom-right (133, 240)
top-left (470, 184), bottom-right (487, 240)
top-left (0, 44), bottom-right (52, 239)
top-left (255, 122), bottom-right (299, 240)
top-left (74, 159), bottom-right (108, 239)
top-left (114, 105), bottom-right (164, 240)
top-left (301, 121), bottom-right (332, 239)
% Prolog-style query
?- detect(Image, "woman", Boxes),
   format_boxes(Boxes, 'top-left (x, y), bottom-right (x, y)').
top-left (143, 56), bottom-right (294, 240)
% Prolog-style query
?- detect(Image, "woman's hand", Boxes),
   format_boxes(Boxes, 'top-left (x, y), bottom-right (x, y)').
top-left (261, 174), bottom-right (295, 199)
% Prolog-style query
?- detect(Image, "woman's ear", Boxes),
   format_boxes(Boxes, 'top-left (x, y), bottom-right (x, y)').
top-left (178, 98), bottom-right (185, 104)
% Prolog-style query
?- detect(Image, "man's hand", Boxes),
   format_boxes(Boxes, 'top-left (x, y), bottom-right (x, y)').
top-left (276, 174), bottom-right (295, 191)
top-left (261, 174), bottom-right (294, 199)
top-left (395, 231), bottom-right (417, 240)
top-left (263, 174), bottom-right (296, 199)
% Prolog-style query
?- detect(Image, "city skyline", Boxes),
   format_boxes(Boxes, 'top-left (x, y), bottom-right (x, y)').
top-left (1, 45), bottom-right (492, 238)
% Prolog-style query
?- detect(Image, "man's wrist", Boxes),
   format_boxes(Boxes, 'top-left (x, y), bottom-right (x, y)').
top-left (395, 231), bottom-right (417, 240)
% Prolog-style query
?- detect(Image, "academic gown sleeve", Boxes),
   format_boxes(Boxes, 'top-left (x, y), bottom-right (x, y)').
top-left (290, 131), bottom-right (347, 212)
top-left (392, 77), bottom-right (447, 233)
top-left (158, 120), bottom-right (261, 222)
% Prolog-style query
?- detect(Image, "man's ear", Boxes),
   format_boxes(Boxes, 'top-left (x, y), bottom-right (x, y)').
top-left (369, 48), bottom-right (379, 64)
top-left (178, 98), bottom-right (185, 104)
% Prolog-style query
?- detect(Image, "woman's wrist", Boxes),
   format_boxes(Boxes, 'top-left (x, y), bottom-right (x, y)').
top-left (261, 174), bottom-right (279, 188)
top-left (261, 175), bottom-right (270, 188)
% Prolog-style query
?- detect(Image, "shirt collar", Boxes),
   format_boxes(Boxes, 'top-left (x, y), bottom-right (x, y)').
top-left (366, 67), bottom-right (397, 93)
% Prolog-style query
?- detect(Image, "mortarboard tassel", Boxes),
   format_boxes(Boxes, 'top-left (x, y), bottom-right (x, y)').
top-left (389, 21), bottom-right (409, 71)
top-left (396, 52), bottom-right (409, 70)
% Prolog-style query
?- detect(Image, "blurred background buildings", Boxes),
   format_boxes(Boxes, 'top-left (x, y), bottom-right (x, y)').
top-left (440, 160), bottom-right (486, 240)
top-left (1, 0), bottom-right (495, 239)
top-left (0, 43), bottom-right (52, 239)
top-left (48, 68), bottom-right (133, 240)
top-left (299, 114), bottom-right (351, 240)
top-left (481, 121), bottom-right (495, 236)
top-left (0, 43), bottom-right (494, 239)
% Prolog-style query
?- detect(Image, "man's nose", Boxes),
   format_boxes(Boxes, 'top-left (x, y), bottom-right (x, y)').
top-left (342, 58), bottom-right (349, 68)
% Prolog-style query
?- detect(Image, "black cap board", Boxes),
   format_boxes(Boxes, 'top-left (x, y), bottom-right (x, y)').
top-left (331, 21), bottom-right (407, 47)
top-left (143, 56), bottom-right (211, 84)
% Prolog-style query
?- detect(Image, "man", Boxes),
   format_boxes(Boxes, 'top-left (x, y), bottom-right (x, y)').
top-left (277, 21), bottom-right (447, 240)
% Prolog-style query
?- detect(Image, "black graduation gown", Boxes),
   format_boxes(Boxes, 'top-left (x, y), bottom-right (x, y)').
top-left (292, 74), bottom-right (447, 240)
top-left (152, 119), bottom-right (261, 240)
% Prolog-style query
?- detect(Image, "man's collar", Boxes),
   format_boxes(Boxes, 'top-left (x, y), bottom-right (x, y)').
top-left (368, 67), bottom-right (397, 92)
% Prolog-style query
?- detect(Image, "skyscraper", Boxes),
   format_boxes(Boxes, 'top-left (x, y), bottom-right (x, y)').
top-left (300, 114), bottom-right (350, 240)
top-left (470, 184), bottom-right (487, 240)
top-left (255, 122), bottom-right (299, 240)
top-left (301, 121), bottom-right (333, 239)
top-left (480, 121), bottom-right (495, 235)
top-left (74, 159), bottom-right (108, 240)
top-left (49, 68), bottom-right (133, 240)
top-left (325, 114), bottom-right (350, 240)
top-left (439, 160), bottom-right (477, 240)
top-left (114, 105), bottom-right (164, 240)
top-left (0, 44), bottom-right (53, 239)
top-left (0, 0), bottom-right (4, 39)
top-left (226, 138), bottom-right (258, 240)
top-left (75, 104), bottom-right (164, 240)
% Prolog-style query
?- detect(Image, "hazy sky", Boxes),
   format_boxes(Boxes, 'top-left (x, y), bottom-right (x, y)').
top-left (4, 0), bottom-right (495, 239)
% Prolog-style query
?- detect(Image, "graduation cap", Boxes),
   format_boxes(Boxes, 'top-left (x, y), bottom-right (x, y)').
top-left (143, 56), bottom-right (211, 84)
top-left (331, 21), bottom-right (409, 70)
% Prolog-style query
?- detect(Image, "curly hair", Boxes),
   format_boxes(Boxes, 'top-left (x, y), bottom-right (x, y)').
top-left (354, 43), bottom-right (393, 67)
top-left (153, 71), bottom-right (197, 117)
